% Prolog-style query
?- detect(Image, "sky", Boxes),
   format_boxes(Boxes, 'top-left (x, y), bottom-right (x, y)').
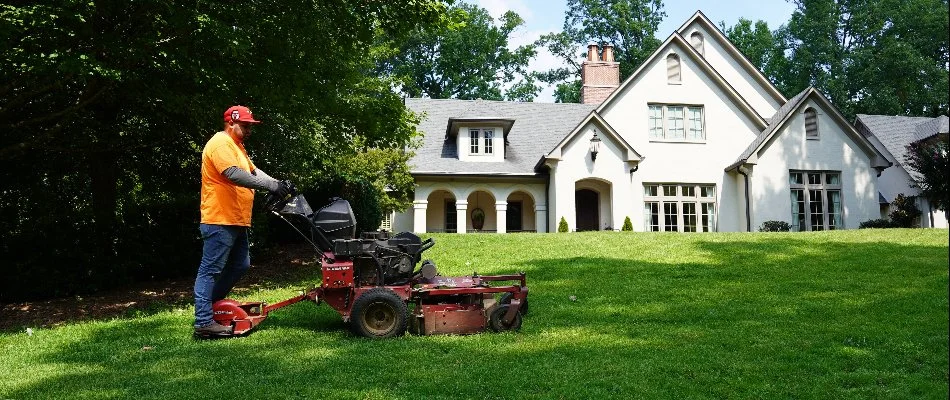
top-left (469, 0), bottom-right (798, 102)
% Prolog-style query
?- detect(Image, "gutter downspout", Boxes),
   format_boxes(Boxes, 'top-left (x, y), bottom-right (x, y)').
top-left (737, 165), bottom-right (752, 232)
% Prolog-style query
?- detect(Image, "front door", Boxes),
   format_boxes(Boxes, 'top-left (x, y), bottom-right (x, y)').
top-left (575, 189), bottom-right (599, 231)
top-left (507, 201), bottom-right (523, 232)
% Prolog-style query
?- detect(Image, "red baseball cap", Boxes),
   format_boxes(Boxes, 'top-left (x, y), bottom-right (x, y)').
top-left (224, 105), bottom-right (261, 124)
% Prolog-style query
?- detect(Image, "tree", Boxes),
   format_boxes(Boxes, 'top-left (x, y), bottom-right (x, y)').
top-left (0, 0), bottom-right (448, 301)
top-left (722, 19), bottom-right (787, 86)
top-left (378, 3), bottom-right (539, 101)
top-left (775, 0), bottom-right (949, 118)
top-left (621, 216), bottom-right (633, 231)
top-left (537, 0), bottom-right (666, 103)
top-left (888, 193), bottom-right (923, 228)
top-left (905, 140), bottom-right (949, 217)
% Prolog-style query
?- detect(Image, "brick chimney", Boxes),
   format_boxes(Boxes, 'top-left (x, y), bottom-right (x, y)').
top-left (580, 44), bottom-right (620, 105)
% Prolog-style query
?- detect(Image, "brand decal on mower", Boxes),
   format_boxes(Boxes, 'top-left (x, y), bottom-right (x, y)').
top-left (214, 310), bottom-right (233, 315)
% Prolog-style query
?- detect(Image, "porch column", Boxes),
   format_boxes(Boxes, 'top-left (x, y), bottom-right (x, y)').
top-left (412, 200), bottom-right (427, 233)
top-left (535, 204), bottom-right (548, 233)
top-left (455, 200), bottom-right (469, 234)
top-left (495, 201), bottom-right (508, 234)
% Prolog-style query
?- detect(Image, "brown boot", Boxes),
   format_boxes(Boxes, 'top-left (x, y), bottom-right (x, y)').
top-left (194, 321), bottom-right (233, 337)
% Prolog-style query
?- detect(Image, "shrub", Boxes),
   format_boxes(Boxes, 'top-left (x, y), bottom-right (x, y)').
top-left (859, 219), bottom-right (894, 229)
top-left (558, 217), bottom-right (569, 233)
top-left (759, 220), bottom-right (791, 232)
top-left (888, 193), bottom-right (922, 228)
top-left (621, 216), bottom-right (633, 231)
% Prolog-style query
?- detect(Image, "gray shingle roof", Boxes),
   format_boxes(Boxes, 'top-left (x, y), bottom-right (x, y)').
top-left (913, 115), bottom-right (949, 142)
top-left (855, 114), bottom-right (935, 166)
top-left (405, 98), bottom-right (596, 175)
top-left (725, 87), bottom-right (812, 171)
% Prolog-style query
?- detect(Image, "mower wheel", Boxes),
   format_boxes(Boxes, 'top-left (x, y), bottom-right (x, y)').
top-left (350, 288), bottom-right (408, 339)
top-left (488, 304), bottom-right (523, 332)
top-left (500, 292), bottom-right (529, 316)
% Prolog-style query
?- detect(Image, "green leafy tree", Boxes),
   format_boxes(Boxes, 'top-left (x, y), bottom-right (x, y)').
top-left (776, 0), bottom-right (949, 118)
top-left (378, 3), bottom-right (539, 101)
top-left (888, 193), bottom-right (923, 228)
top-left (0, 0), bottom-right (447, 301)
top-left (722, 19), bottom-right (787, 86)
top-left (537, 0), bottom-right (666, 102)
top-left (558, 216), bottom-right (569, 232)
top-left (621, 216), bottom-right (633, 231)
top-left (905, 140), bottom-right (949, 217)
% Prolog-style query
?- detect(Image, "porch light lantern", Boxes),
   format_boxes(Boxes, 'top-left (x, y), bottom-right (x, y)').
top-left (589, 131), bottom-right (602, 161)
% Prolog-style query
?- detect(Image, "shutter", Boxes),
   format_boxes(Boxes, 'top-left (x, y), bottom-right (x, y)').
top-left (666, 54), bottom-right (681, 83)
top-left (805, 108), bottom-right (818, 137)
top-left (690, 32), bottom-right (704, 55)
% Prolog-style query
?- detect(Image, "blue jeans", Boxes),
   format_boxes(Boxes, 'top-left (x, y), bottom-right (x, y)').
top-left (194, 224), bottom-right (250, 328)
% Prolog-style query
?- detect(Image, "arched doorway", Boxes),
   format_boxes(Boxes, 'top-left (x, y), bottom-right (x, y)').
top-left (575, 189), bottom-right (599, 231)
top-left (426, 190), bottom-right (456, 233)
top-left (466, 191), bottom-right (496, 232)
top-left (507, 191), bottom-right (536, 232)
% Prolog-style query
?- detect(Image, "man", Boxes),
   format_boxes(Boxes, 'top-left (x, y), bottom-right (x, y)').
top-left (193, 105), bottom-right (293, 337)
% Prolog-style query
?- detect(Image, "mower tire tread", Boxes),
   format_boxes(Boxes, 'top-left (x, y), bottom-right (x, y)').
top-left (350, 288), bottom-right (408, 339)
top-left (500, 292), bottom-right (529, 316)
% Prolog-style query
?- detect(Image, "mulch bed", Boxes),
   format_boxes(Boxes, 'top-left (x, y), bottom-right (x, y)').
top-left (0, 244), bottom-right (320, 332)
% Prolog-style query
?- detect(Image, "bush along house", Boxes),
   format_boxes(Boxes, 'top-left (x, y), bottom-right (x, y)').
top-left (391, 10), bottom-right (896, 233)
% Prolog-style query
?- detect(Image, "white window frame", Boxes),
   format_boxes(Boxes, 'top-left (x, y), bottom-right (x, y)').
top-left (467, 128), bottom-right (495, 156)
top-left (789, 170), bottom-right (843, 231)
top-left (379, 211), bottom-right (394, 232)
top-left (647, 104), bottom-right (705, 143)
top-left (644, 183), bottom-right (717, 232)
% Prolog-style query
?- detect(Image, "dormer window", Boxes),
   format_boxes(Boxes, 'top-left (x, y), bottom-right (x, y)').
top-left (468, 128), bottom-right (494, 155)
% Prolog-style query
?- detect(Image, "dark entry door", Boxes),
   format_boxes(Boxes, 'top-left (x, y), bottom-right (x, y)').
top-left (507, 201), bottom-right (522, 231)
top-left (575, 189), bottom-right (599, 231)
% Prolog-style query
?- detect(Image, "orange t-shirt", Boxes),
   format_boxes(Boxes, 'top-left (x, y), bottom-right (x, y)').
top-left (200, 131), bottom-right (257, 226)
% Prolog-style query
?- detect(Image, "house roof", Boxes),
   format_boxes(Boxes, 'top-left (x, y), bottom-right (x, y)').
top-left (542, 110), bottom-right (642, 167)
top-left (726, 87), bottom-right (891, 172)
top-left (676, 10), bottom-right (787, 105)
top-left (854, 114), bottom-right (935, 167)
top-left (405, 98), bottom-right (596, 175)
top-left (725, 87), bottom-right (811, 171)
top-left (595, 32), bottom-right (768, 129)
top-left (914, 115), bottom-right (949, 142)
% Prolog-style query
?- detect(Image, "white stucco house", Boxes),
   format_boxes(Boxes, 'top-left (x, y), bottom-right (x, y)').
top-left (855, 114), bottom-right (949, 228)
top-left (389, 10), bottom-right (898, 234)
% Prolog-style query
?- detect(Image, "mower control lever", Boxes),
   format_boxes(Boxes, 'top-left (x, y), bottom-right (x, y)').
top-left (419, 238), bottom-right (435, 252)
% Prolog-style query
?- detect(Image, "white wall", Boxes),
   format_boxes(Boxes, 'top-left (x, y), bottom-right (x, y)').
top-left (548, 122), bottom-right (634, 231)
top-left (750, 99), bottom-right (879, 229)
top-left (680, 23), bottom-right (781, 119)
top-left (598, 41), bottom-right (763, 232)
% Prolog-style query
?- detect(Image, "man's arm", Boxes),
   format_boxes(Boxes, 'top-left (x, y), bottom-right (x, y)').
top-left (223, 166), bottom-right (279, 192)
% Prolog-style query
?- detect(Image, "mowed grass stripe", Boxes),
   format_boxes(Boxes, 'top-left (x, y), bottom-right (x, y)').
top-left (0, 229), bottom-right (946, 399)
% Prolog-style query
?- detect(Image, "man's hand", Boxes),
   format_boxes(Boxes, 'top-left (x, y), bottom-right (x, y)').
top-left (272, 180), bottom-right (296, 201)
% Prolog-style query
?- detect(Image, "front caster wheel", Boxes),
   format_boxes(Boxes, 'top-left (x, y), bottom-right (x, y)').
top-left (488, 304), bottom-right (523, 332)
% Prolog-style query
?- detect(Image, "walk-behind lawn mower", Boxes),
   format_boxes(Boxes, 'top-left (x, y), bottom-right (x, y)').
top-left (204, 194), bottom-right (529, 339)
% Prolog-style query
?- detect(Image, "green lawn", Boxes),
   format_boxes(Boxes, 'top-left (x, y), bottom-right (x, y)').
top-left (1, 229), bottom-right (947, 399)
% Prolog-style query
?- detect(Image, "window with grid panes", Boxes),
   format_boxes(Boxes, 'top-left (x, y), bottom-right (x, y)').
top-left (644, 184), bottom-right (717, 232)
top-left (647, 104), bottom-right (704, 142)
top-left (789, 171), bottom-right (842, 231)
top-left (467, 128), bottom-right (495, 155)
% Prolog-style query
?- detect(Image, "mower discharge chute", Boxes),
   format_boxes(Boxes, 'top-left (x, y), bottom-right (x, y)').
top-left (205, 194), bottom-right (528, 339)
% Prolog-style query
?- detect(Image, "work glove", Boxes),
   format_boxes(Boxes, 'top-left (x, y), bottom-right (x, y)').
top-left (272, 180), bottom-right (296, 201)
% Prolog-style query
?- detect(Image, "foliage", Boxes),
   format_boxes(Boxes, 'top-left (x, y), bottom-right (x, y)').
top-left (378, 3), bottom-right (539, 101)
top-left (765, 0), bottom-right (949, 119)
top-left (905, 139), bottom-right (949, 213)
top-left (859, 218), bottom-right (895, 229)
top-left (537, 0), bottom-right (666, 102)
top-left (558, 216), bottom-right (569, 232)
top-left (0, 0), bottom-right (447, 302)
top-left (1, 230), bottom-right (948, 399)
top-left (759, 220), bottom-right (791, 232)
top-left (721, 18), bottom-right (788, 87)
top-left (888, 193), bottom-right (923, 228)
top-left (621, 216), bottom-right (633, 231)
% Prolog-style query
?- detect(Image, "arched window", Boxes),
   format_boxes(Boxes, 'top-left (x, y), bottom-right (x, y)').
top-left (666, 53), bottom-right (681, 84)
top-left (804, 107), bottom-right (819, 139)
top-left (690, 32), bottom-right (704, 55)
